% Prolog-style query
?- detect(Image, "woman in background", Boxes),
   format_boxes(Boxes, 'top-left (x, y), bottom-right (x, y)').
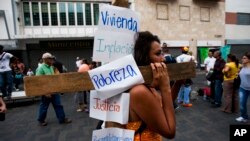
top-left (236, 52), bottom-right (250, 123)
top-left (221, 54), bottom-right (239, 113)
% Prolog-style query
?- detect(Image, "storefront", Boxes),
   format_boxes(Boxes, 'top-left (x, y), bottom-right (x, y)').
top-left (24, 39), bottom-right (94, 72)
top-left (197, 40), bottom-right (223, 68)
top-left (226, 39), bottom-right (250, 60)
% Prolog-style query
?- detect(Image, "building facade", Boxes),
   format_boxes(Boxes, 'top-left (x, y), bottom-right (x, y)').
top-left (134, 0), bottom-right (225, 64)
top-left (1, 0), bottom-right (113, 72)
top-left (1, 0), bottom-right (238, 72)
top-left (225, 0), bottom-right (250, 59)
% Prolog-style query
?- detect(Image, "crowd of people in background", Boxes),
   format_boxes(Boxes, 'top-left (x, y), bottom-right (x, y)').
top-left (0, 37), bottom-right (249, 140)
top-left (203, 50), bottom-right (250, 123)
top-left (161, 42), bottom-right (250, 124)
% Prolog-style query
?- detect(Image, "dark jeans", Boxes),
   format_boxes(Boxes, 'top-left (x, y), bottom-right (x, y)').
top-left (0, 71), bottom-right (13, 97)
top-left (214, 79), bottom-right (223, 106)
top-left (210, 80), bottom-right (215, 100)
top-left (14, 78), bottom-right (22, 89)
top-left (38, 94), bottom-right (66, 123)
top-left (74, 91), bottom-right (88, 105)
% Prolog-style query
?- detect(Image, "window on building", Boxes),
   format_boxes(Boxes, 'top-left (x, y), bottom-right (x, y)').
top-left (77, 3), bottom-right (84, 25)
top-left (59, 2), bottom-right (67, 26)
top-left (93, 4), bottom-right (99, 25)
top-left (32, 2), bottom-right (40, 26)
top-left (23, 2), bottom-right (31, 26)
top-left (68, 2), bottom-right (75, 25)
top-left (41, 3), bottom-right (49, 26)
top-left (50, 3), bottom-right (58, 26)
top-left (85, 3), bottom-right (92, 25)
top-left (237, 13), bottom-right (250, 25)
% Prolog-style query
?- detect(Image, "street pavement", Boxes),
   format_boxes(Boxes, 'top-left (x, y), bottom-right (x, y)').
top-left (0, 70), bottom-right (249, 141)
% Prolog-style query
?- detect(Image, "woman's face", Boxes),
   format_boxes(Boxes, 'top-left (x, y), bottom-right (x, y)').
top-left (242, 55), bottom-right (250, 65)
top-left (149, 41), bottom-right (164, 63)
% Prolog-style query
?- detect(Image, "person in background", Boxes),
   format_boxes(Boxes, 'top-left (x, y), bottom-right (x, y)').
top-left (204, 51), bottom-right (216, 101)
top-left (0, 93), bottom-right (6, 121)
top-left (16, 59), bottom-right (25, 74)
top-left (89, 61), bottom-right (98, 70)
top-left (36, 52), bottom-right (72, 126)
top-left (162, 43), bottom-right (181, 110)
top-left (11, 59), bottom-right (23, 91)
top-left (75, 57), bottom-right (82, 70)
top-left (221, 54), bottom-right (240, 114)
top-left (0, 45), bottom-right (16, 99)
top-left (26, 68), bottom-right (34, 76)
top-left (188, 51), bottom-right (197, 67)
top-left (0, 93), bottom-right (7, 113)
top-left (162, 43), bottom-right (176, 64)
top-left (53, 57), bottom-right (64, 74)
top-left (204, 51), bottom-right (216, 75)
top-left (236, 52), bottom-right (250, 123)
top-left (212, 51), bottom-right (226, 108)
top-left (176, 46), bottom-right (194, 107)
top-left (75, 58), bottom-right (90, 112)
top-left (38, 58), bottom-right (43, 67)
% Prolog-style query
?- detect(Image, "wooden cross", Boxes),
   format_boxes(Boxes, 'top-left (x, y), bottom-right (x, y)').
top-left (24, 62), bottom-right (196, 96)
top-left (23, 0), bottom-right (196, 97)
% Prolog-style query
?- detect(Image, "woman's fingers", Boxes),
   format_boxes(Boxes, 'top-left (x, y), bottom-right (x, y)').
top-left (161, 62), bottom-right (167, 69)
top-left (161, 62), bottom-right (168, 75)
top-left (150, 63), bottom-right (156, 71)
top-left (155, 63), bottom-right (163, 72)
top-left (151, 62), bottom-right (169, 75)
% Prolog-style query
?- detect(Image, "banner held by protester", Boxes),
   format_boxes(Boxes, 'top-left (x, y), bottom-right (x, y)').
top-left (93, 4), bottom-right (140, 62)
top-left (92, 128), bottom-right (134, 141)
top-left (90, 91), bottom-right (129, 124)
top-left (88, 54), bottom-right (144, 99)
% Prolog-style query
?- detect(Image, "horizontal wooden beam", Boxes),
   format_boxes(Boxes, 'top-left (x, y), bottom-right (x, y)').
top-left (24, 62), bottom-right (196, 97)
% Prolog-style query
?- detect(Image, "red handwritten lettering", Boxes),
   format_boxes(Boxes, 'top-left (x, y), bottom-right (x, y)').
top-left (93, 98), bottom-right (120, 112)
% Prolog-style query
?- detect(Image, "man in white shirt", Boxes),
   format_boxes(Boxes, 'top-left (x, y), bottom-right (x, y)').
top-left (0, 45), bottom-right (15, 99)
top-left (204, 51), bottom-right (216, 86)
top-left (75, 57), bottom-right (82, 70)
top-left (176, 47), bottom-right (193, 63)
top-left (204, 51), bottom-right (216, 73)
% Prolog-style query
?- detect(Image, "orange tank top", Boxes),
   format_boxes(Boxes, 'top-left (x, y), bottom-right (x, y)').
top-left (125, 121), bottom-right (162, 141)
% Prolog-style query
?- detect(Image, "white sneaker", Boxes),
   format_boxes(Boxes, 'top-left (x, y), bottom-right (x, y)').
top-left (76, 108), bottom-right (83, 112)
top-left (235, 117), bottom-right (248, 123)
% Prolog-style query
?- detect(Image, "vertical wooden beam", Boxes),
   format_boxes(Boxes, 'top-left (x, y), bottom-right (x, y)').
top-left (112, 0), bottom-right (129, 8)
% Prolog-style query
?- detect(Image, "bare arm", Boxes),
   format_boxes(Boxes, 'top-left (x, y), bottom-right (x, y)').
top-left (0, 97), bottom-right (7, 113)
top-left (129, 63), bottom-right (176, 139)
top-left (223, 65), bottom-right (230, 77)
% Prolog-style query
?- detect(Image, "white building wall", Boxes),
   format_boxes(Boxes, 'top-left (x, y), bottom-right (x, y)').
top-left (15, 1), bottom-right (111, 39)
top-left (226, 25), bottom-right (250, 40)
top-left (225, 0), bottom-right (250, 40)
top-left (0, 16), bottom-right (9, 40)
top-left (226, 0), bottom-right (250, 13)
top-left (0, 0), bottom-right (15, 39)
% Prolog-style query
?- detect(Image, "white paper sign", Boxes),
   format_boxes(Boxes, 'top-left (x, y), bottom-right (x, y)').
top-left (92, 128), bottom-right (134, 141)
top-left (88, 54), bottom-right (144, 99)
top-left (90, 91), bottom-right (129, 124)
top-left (93, 4), bottom-right (140, 62)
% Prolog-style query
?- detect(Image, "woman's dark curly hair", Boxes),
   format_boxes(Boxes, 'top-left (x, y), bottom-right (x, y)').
top-left (133, 31), bottom-right (160, 66)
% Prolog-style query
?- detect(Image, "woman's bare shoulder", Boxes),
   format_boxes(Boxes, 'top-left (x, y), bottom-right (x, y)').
top-left (129, 85), bottom-right (151, 98)
top-left (130, 84), bottom-right (148, 92)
